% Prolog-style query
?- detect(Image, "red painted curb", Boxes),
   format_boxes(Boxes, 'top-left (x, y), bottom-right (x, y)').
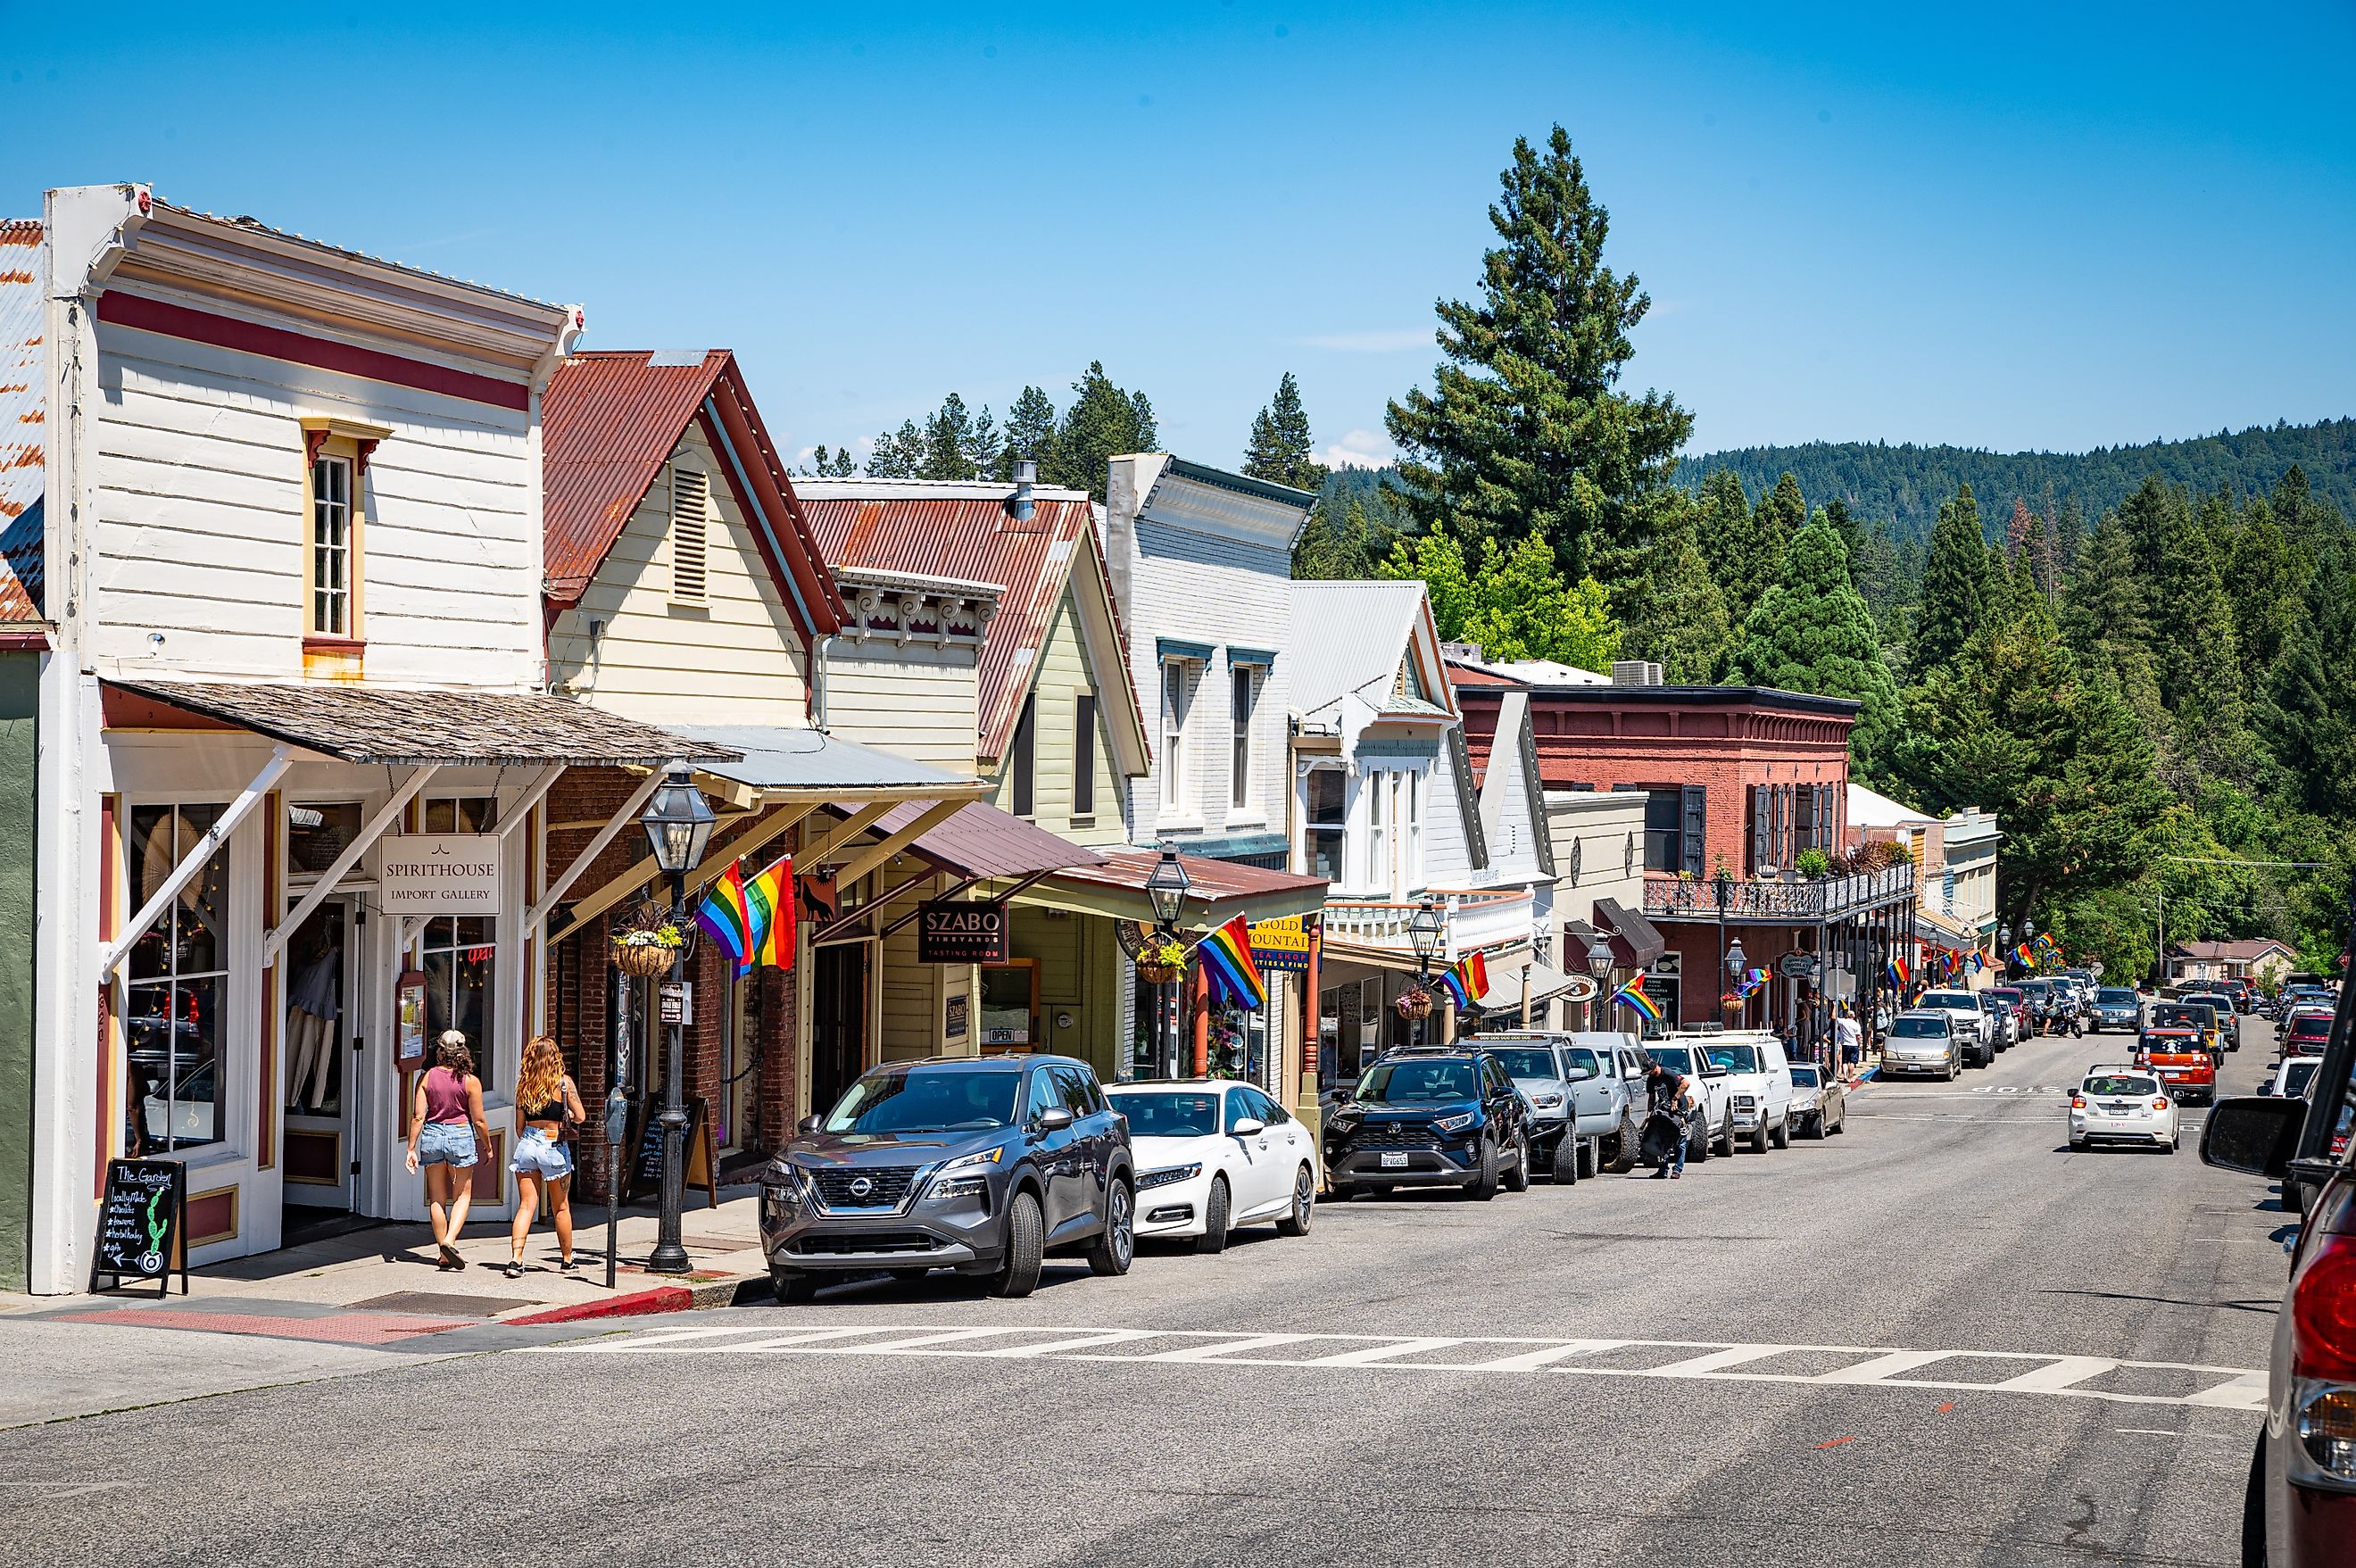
top-left (506, 1285), bottom-right (696, 1326)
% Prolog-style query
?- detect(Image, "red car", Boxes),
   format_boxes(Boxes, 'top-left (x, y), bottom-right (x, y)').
top-left (2285, 1010), bottom-right (2336, 1057)
top-left (2138, 1027), bottom-right (2216, 1104)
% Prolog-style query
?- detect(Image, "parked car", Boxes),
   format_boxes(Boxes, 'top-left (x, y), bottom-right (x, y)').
top-left (1787, 1063), bottom-right (1846, 1139)
top-left (1103, 1081), bottom-right (1315, 1251)
top-left (1985, 985), bottom-right (2033, 1040)
top-left (2284, 1008), bottom-right (2336, 1057)
top-left (1672, 1029), bottom-right (1795, 1152)
top-left (1979, 989), bottom-right (2020, 1050)
top-left (1882, 1010), bottom-right (1961, 1080)
top-left (759, 1054), bottom-right (1134, 1302)
top-left (2136, 1025), bottom-right (2217, 1105)
top-left (1637, 1042), bottom-right (1738, 1161)
top-left (2090, 985), bottom-right (2141, 1033)
top-left (1482, 1038), bottom-right (1597, 1184)
top-left (2068, 1066), bottom-right (2180, 1153)
top-left (2263, 1056), bottom-right (2320, 1101)
top-left (1917, 989), bottom-right (1995, 1067)
top-left (1323, 1049), bottom-right (1532, 1200)
top-left (1480, 1032), bottom-right (1640, 1180)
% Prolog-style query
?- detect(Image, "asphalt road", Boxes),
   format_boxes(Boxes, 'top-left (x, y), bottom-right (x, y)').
top-left (0, 1017), bottom-right (2294, 1567)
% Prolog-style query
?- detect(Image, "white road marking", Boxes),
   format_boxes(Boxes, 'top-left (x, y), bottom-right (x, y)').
top-left (527, 1325), bottom-right (2267, 1409)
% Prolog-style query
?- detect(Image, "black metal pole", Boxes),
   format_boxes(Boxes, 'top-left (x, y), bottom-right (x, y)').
top-left (648, 869), bottom-right (692, 1274)
top-left (606, 962), bottom-right (630, 1291)
top-left (1414, 959), bottom-right (1428, 1049)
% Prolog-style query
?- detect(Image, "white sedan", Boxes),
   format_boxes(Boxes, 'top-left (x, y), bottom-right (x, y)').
top-left (1106, 1081), bottom-right (1319, 1253)
top-left (2068, 1066), bottom-right (2180, 1153)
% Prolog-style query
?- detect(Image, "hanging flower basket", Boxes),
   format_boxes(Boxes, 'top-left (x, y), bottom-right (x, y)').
top-left (1135, 938), bottom-right (1189, 986)
top-left (610, 900), bottom-right (685, 978)
top-left (1395, 986), bottom-right (1434, 1021)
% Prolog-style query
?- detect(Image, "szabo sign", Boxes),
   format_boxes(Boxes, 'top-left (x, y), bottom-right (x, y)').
top-left (373, 834), bottom-right (503, 915)
top-left (917, 900), bottom-right (1009, 964)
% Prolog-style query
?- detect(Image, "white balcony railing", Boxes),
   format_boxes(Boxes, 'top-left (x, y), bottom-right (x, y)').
top-left (1321, 888), bottom-right (1537, 963)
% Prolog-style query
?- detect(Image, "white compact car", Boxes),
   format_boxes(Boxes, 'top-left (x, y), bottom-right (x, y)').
top-left (2068, 1066), bottom-right (2180, 1152)
top-left (1106, 1081), bottom-right (1319, 1252)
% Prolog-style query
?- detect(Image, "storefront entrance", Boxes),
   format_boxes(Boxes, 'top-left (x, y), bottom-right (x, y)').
top-left (280, 897), bottom-right (361, 1218)
top-left (811, 942), bottom-right (868, 1117)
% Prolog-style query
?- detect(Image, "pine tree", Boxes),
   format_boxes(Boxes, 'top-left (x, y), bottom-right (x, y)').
top-left (1824, 498), bottom-right (1863, 581)
top-left (1694, 469), bottom-right (1755, 604)
top-left (866, 419), bottom-right (925, 479)
top-left (2227, 499), bottom-right (2304, 686)
top-left (1749, 471), bottom-right (1804, 589)
top-left (1383, 125), bottom-right (1692, 581)
top-left (2060, 511), bottom-right (2155, 690)
top-left (801, 444), bottom-right (858, 478)
top-left (1853, 517), bottom-right (1916, 645)
top-left (1049, 361), bottom-right (1157, 500)
top-left (998, 385), bottom-right (1058, 480)
top-left (1616, 488), bottom-right (1730, 682)
top-left (918, 394), bottom-right (1000, 480)
top-left (1910, 482), bottom-right (1987, 678)
top-left (1723, 514), bottom-right (1901, 778)
top-left (1292, 496), bottom-right (1390, 581)
top-left (2264, 551), bottom-right (2356, 820)
top-left (1243, 372), bottom-right (1327, 492)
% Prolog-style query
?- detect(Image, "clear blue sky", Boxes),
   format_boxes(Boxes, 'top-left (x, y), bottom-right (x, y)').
top-left (8, 3), bottom-right (2352, 470)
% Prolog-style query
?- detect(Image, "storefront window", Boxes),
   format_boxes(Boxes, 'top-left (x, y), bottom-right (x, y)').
top-left (286, 801), bottom-right (363, 875)
top-left (127, 803), bottom-right (231, 1152)
top-left (419, 797), bottom-right (498, 1060)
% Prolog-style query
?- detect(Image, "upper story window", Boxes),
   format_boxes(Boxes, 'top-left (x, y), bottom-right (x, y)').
top-left (1072, 693), bottom-right (1097, 820)
top-left (1303, 768), bottom-right (1345, 884)
top-left (1365, 769), bottom-right (1388, 892)
top-left (1161, 660), bottom-right (1192, 809)
top-left (1404, 767), bottom-right (1423, 890)
top-left (670, 466), bottom-right (710, 605)
top-left (310, 455), bottom-right (354, 637)
top-left (1230, 666), bottom-right (1256, 811)
top-left (1011, 692), bottom-right (1037, 818)
top-left (1645, 784), bottom-right (1705, 875)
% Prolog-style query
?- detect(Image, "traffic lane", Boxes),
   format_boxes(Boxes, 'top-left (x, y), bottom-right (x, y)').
top-left (0, 1310), bottom-right (2255, 1568)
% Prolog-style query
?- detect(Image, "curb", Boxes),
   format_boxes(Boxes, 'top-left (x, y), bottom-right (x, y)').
top-left (506, 1272), bottom-right (759, 1326)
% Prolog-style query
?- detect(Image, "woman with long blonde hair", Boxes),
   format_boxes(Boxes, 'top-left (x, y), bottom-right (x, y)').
top-left (506, 1035), bottom-right (585, 1278)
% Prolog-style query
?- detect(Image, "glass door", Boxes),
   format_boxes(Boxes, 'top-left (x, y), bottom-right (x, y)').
top-left (282, 898), bottom-right (357, 1212)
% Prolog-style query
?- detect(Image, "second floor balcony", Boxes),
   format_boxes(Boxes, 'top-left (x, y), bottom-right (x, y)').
top-left (1321, 887), bottom-right (1537, 964)
top-left (1643, 863), bottom-right (1917, 925)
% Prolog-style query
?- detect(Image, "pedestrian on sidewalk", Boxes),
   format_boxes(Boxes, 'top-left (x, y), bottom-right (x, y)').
top-left (1836, 1006), bottom-right (1863, 1076)
top-left (507, 1034), bottom-right (585, 1278)
top-left (405, 1032), bottom-right (489, 1271)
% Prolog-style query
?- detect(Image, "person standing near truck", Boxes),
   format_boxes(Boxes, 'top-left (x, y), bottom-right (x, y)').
top-left (1642, 1059), bottom-right (1699, 1181)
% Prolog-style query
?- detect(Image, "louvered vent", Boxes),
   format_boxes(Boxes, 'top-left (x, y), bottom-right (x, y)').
top-left (671, 467), bottom-right (709, 603)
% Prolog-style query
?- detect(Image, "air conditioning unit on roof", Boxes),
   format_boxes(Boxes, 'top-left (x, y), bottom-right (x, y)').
top-left (1611, 660), bottom-right (1664, 687)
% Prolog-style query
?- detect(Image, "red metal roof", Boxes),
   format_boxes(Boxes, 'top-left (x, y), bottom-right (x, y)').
top-left (541, 351), bottom-right (843, 635)
top-left (1, 219), bottom-right (42, 625)
top-left (827, 798), bottom-right (1102, 881)
top-left (1051, 850), bottom-right (1328, 916)
top-left (801, 485), bottom-right (1124, 767)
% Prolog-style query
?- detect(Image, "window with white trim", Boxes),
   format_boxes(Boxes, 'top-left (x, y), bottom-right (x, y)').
top-left (670, 466), bottom-right (710, 604)
top-left (309, 453), bottom-right (355, 637)
top-left (1405, 767), bottom-right (1423, 891)
top-left (126, 803), bottom-right (232, 1152)
top-left (1365, 770), bottom-right (1387, 893)
top-left (1072, 693), bottom-right (1097, 820)
top-left (419, 797), bottom-right (499, 1059)
top-left (1161, 660), bottom-right (1191, 809)
top-left (1230, 665), bottom-right (1255, 810)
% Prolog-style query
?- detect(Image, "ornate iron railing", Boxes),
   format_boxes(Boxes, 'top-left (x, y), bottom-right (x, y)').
top-left (1642, 864), bottom-right (1917, 924)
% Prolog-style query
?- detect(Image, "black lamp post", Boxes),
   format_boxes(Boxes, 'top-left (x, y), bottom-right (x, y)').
top-left (1145, 840), bottom-right (1189, 1078)
top-left (1725, 935), bottom-right (1748, 1027)
top-left (1584, 933), bottom-right (1616, 1031)
top-left (1998, 922), bottom-right (2013, 979)
top-left (1408, 898), bottom-right (1444, 1049)
top-left (639, 762), bottom-right (715, 1276)
top-left (1712, 867), bottom-right (1737, 1032)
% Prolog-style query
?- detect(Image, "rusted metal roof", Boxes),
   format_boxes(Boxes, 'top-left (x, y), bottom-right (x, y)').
top-left (542, 351), bottom-right (844, 634)
top-left (104, 680), bottom-right (741, 767)
top-left (1050, 849), bottom-right (1327, 917)
top-left (821, 797), bottom-right (1102, 881)
top-left (796, 482), bottom-right (1124, 767)
top-left (0, 219), bottom-right (43, 624)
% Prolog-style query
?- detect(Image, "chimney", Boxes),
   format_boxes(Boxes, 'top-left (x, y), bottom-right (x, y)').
top-left (1010, 459), bottom-right (1036, 523)
top-left (1611, 660), bottom-right (1665, 687)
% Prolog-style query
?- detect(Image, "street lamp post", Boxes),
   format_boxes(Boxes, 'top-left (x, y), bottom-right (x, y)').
top-left (1409, 898), bottom-right (1444, 1049)
top-left (1584, 933), bottom-right (1616, 1032)
top-left (1146, 841), bottom-right (1190, 1078)
top-left (639, 763), bottom-right (715, 1276)
top-left (1725, 935), bottom-right (1748, 1030)
top-left (1712, 867), bottom-right (1737, 1031)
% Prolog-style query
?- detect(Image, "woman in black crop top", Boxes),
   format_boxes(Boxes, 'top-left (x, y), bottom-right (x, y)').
top-left (506, 1034), bottom-right (585, 1278)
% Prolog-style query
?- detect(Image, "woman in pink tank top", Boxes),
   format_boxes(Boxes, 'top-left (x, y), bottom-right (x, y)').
top-left (405, 1033), bottom-right (488, 1271)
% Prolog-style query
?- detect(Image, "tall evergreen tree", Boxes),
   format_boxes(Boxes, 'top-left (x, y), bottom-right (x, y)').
top-left (1910, 482), bottom-right (1987, 677)
top-left (2264, 550), bottom-right (2356, 820)
top-left (1694, 468), bottom-right (1756, 604)
top-left (1823, 498), bottom-right (1863, 578)
top-left (865, 419), bottom-right (925, 478)
top-left (1723, 514), bottom-right (1901, 778)
top-left (2149, 481), bottom-right (2244, 725)
top-left (2059, 510), bottom-right (2156, 699)
top-left (801, 444), bottom-right (858, 478)
top-left (2227, 499), bottom-right (2304, 686)
top-left (1293, 495), bottom-right (1395, 581)
top-left (998, 385), bottom-right (1058, 480)
top-left (1384, 126), bottom-right (1692, 581)
top-left (918, 394), bottom-right (1000, 480)
top-left (1617, 487), bottom-right (1730, 683)
top-left (1048, 362), bottom-right (1157, 500)
top-left (1742, 471), bottom-right (1804, 597)
top-left (1853, 517), bottom-right (1917, 645)
top-left (1243, 371), bottom-right (1328, 492)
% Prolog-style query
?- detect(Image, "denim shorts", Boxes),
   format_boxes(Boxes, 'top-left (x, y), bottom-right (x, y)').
top-left (510, 1126), bottom-right (574, 1181)
top-left (417, 1121), bottom-right (479, 1168)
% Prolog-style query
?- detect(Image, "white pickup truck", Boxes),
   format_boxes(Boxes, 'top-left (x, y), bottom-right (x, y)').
top-left (1661, 1026), bottom-right (1796, 1153)
top-left (1634, 1040), bottom-right (1738, 1162)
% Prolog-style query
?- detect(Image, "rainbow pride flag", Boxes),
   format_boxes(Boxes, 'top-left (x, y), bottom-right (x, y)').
top-left (1968, 950), bottom-right (1987, 973)
top-left (1196, 914), bottom-right (1266, 1010)
top-left (2013, 942), bottom-right (2038, 968)
top-left (1610, 973), bottom-right (1662, 1023)
top-left (1887, 956), bottom-right (1910, 989)
top-left (1436, 950), bottom-right (1490, 1010)
top-left (694, 861), bottom-right (754, 972)
top-left (746, 854), bottom-right (792, 969)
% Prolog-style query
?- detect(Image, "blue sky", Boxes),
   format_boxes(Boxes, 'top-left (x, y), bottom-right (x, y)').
top-left (7, 3), bottom-right (2352, 470)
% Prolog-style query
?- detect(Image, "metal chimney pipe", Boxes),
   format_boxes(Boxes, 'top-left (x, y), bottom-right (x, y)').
top-left (1011, 459), bottom-right (1037, 521)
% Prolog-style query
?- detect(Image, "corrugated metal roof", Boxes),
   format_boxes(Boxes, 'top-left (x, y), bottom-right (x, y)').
top-left (1050, 849), bottom-right (1327, 912)
top-left (671, 724), bottom-right (976, 794)
top-left (542, 351), bottom-right (844, 631)
top-left (1290, 580), bottom-right (1431, 716)
top-left (798, 483), bottom-right (1107, 767)
top-left (0, 220), bottom-right (43, 623)
top-left (824, 797), bottom-right (1102, 881)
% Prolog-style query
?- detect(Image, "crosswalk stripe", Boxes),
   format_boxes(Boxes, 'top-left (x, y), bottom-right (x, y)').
top-left (1457, 1339), bottom-right (1629, 1371)
top-left (1302, 1338), bottom-right (1464, 1365)
top-left (973, 1330), bottom-right (1169, 1358)
top-left (2181, 1371), bottom-right (2270, 1409)
top-left (1136, 1333), bottom-right (1320, 1362)
top-left (1812, 1350), bottom-right (1961, 1384)
top-left (1992, 1356), bottom-right (2117, 1393)
top-left (1644, 1345), bottom-right (1802, 1378)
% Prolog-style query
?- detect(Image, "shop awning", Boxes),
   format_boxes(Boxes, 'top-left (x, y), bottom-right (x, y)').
top-left (1915, 907), bottom-right (1975, 942)
top-left (105, 679), bottom-right (734, 767)
top-left (1025, 850), bottom-right (1327, 929)
top-left (669, 724), bottom-right (991, 804)
top-left (818, 798), bottom-right (1104, 882)
top-left (1475, 958), bottom-right (1574, 1013)
top-left (1593, 897), bottom-right (1667, 969)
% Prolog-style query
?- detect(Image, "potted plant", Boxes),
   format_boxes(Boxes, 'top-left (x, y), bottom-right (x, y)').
top-left (1395, 985), bottom-right (1434, 1022)
top-left (1135, 936), bottom-right (1189, 985)
top-left (610, 900), bottom-right (684, 978)
top-left (1796, 847), bottom-right (1831, 880)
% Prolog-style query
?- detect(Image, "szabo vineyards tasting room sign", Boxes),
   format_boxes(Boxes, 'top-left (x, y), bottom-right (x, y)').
top-left (372, 834), bottom-right (503, 915)
top-left (918, 900), bottom-right (1009, 964)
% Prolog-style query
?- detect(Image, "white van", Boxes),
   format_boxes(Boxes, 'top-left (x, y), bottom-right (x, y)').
top-left (1661, 1027), bottom-right (1795, 1153)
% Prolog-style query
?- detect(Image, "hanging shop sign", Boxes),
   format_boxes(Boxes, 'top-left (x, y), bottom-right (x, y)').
top-left (1777, 953), bottom-right (1819, 980)
top-left (372, 834), bottom-right (502, 915)
top-left (1246, 915), bottom-right (1315, 974)
top-left (1560, 975), bottom-right (1602, 1004)
top-left (917, 900), bottom-right (1009, 965)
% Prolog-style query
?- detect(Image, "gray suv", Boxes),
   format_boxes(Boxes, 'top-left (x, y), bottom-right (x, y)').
top-left (759, 1054), bottom-right (1134, 1301)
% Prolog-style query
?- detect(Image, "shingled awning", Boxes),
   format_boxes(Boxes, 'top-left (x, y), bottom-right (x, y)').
top-left (104, 680), bottom-right (738, 767)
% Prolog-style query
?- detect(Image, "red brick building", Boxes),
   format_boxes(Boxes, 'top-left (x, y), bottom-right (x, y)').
top-left (1456, 676), bottom-right (1917, 1048)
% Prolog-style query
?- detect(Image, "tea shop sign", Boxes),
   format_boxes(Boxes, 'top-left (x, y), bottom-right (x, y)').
top-left (372, 834), bottom-right (503, 915)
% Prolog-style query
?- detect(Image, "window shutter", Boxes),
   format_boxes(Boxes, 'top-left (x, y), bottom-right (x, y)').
top-left (1749, 784), bottom-right (1769, 873)
top-left (670, 467), bottom-right (709, 602)
top-left (1680, 784), bottom-right (1706, 877)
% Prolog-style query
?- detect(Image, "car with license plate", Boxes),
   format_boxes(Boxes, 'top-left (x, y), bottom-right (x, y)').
top-left (1323, 1049), bottom-right (1532, 1200)
top-left (2285, 1008), bottom-right (2337, 1057)
top-left (1977, 989), bottom-right (2018, 1050)
top-left (759, 1054), bottom-right (1134, 1302)
top-left (2151, 999), bottom-right (2226, 1058)
top-left (1984, 985), bottom-right (2033, 1040)
top-left (2090, 986), bottom-right (2142, 1033)
top-left (2137, 1025), bottom-right (2217, 1105)
top-left (1917, 989), bottom-right (1995, 1067)
top-left (1104, 1081), bottom-right (1316, 1250)
top-left (1481, 1038), bottom-right (1595, 1183)
top-left (1479, 1033), bottom-right (1641, 1181)
top-left (2069, 1067), bottom-right (2180, 1152)
top-left (1636, 1042), bottom-right (1737, 1161)
top-left (1787, 1062), bottom-right (1846, 1139)
top-left (1882, 1010), bottom-right (1961, 1080)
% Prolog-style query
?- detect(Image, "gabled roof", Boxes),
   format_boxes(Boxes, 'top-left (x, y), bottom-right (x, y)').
top-left (2170, 938), bottom-right (2298, 962)
top-left (0, 220), bottom-right (43, 626)
top-left (795, 479), bottom-right (1149, 776)
top-left (1290, 580), bottom-right (1459, 723)
top-left (1847, 782), bottom-right (1938, 830)
top-left (542, 351), bottom-right (845, 641)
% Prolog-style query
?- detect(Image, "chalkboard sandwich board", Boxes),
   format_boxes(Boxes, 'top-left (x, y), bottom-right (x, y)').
top-left (91, 1159), bottom-right (189, 1298)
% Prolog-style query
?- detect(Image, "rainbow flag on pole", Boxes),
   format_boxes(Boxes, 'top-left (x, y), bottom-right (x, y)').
top-left (1436, 950), bottom-right (1490, 1011)
top-left (1196, 914), bottom-right (1267, 1010)
top-left (1610, 972), bottom-right (1663, 1023)
top-left (1886, 956), bottom-right (1910, 989)
top-left (694, 861), bottom-right (755, 972)
top-left (2014, 942), bottom-right (2037, 969)
top-left (746, 854), bottom-right (792, 969)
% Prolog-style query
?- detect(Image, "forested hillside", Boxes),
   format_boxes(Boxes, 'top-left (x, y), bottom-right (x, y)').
top-left (1685, 419), bottom-right (2356, 541)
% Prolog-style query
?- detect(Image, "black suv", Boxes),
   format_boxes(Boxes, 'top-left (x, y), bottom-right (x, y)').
top-left (759, 1054), bottom-right (1134, 1301)
top-left (1322, 1048), bottom-right (1532, 1200)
